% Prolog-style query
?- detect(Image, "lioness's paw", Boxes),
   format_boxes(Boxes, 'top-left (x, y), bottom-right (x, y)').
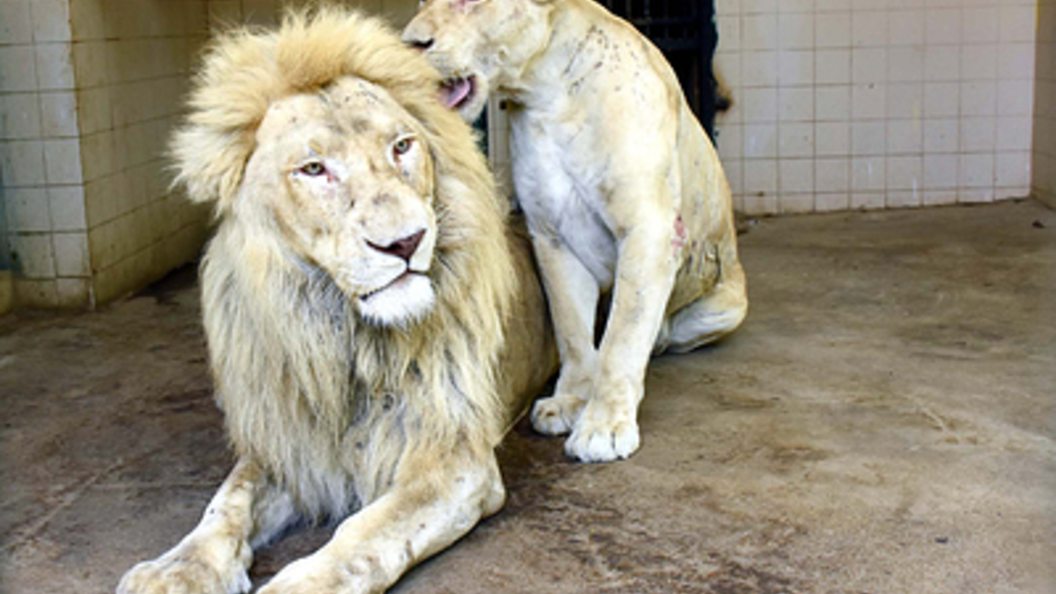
top-left (116, 555), bottom-right (250, 594)
top-left (530, 394), bottom-right (586, 436)
top-left (564, 406), bottom-right (640, 463)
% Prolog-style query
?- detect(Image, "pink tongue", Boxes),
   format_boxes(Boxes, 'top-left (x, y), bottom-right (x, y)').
top-left (440, 78), bottom-right (472, 109)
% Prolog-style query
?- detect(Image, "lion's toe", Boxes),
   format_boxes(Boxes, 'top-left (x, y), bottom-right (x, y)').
top-left (530, 394), bottom-right (584, 436)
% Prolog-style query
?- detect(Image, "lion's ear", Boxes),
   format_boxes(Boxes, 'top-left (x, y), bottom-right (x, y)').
top-left (168, 27), bottom-right (276, 211)
top-left (169, 122), bottom-right (252, 210)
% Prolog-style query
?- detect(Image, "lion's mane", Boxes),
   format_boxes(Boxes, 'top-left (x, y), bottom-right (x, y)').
top-left (171, 7), bottom-right (517, 517)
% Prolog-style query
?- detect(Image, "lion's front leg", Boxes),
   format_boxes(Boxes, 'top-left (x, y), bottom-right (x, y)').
top-left (257, 452), bottom-right (505, 594)
top-left (117, 459), bottom-right (296, 594)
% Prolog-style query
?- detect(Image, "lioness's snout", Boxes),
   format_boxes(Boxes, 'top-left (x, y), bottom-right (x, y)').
top-left (401, 16), bottom-right (434, 50)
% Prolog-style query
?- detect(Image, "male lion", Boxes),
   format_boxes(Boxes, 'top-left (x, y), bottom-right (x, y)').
top-left (404, 0), bottom-right (748, 463)
top-left (117, 9), bottom-right (555, 594)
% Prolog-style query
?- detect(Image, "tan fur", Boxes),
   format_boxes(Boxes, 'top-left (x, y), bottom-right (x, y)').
top-left (118, 7), bottom-right (555, 594)
top-left (405, 0), bottom-right (748, 463)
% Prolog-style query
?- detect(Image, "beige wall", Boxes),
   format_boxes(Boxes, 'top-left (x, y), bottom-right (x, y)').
top-left (0, 270), bottom-right (12, 313)
top-left (1033, 0), bottom-right (1055, 207)
top-left (713, 0), bottom-right (1039, 215)
top-left (77, 0), bottom-right (214, 306)
top-left (206, 0), bottom-right (418, 28)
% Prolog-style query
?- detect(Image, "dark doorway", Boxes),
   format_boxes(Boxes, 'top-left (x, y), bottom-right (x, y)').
top-left (594, 0), bottom-right (720, 140)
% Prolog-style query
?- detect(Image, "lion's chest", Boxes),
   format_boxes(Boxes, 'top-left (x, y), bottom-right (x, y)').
top-left (509, 115), bottom-right (618, 290)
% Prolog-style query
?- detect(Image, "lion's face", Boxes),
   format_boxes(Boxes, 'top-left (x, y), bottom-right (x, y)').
top-left (241, 76), bottom-right (439, 326)
top-left (402, 0), bottom-right (554, 122)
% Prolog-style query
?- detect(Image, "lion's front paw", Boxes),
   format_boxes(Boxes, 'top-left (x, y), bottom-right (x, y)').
top-left (564, 401), bottom-right (640, 463)
top-left (530, 393), bottom-right (587, 436)
top-left (116, 554), bottom-right (250, 594)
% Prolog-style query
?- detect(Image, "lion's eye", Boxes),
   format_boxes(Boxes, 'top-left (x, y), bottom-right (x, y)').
top-left (393, 138), bottom-right (414, 158)
top-left (299, 161), bottom-right (326, 176)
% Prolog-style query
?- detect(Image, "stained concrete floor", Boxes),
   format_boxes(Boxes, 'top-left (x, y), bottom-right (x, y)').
top-left (2, 199), bottom-right (1054, 594)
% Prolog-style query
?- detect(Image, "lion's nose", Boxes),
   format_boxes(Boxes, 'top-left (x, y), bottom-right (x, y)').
top-left (368, 229), bottom-right (426, 263)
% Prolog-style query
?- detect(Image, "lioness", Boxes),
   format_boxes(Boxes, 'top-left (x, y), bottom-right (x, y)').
top-left (117, 9), bottom-right (555, 594)
top-left (404, 0), bottom-right (748, 463)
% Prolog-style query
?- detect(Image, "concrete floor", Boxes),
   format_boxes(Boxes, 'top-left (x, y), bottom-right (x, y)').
top-left (1, 200), bottom-right (1054, 594)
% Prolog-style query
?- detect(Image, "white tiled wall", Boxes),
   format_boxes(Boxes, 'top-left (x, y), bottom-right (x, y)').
top-left (1033, 0), bottom-right (1055, 207)
top-left (714, 0), bottom-right (1038, 215)
top-left (0, 0), bottom-right (90, 307)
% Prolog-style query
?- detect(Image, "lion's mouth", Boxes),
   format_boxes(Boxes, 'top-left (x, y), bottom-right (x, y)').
top-left (360, 270), bottom-right (423, 302)
top-left (439, 76), bottom-right (476, 110)
top-left (357, 270), bottom-right (436, 326)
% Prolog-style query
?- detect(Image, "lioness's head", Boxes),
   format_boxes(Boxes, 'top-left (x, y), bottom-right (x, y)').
top-left (402, 0), bottom-right (555, 122)
top-left (172, 8), bottom-right (510, 328)
top-left (245, 78), bottom-right (439, 325)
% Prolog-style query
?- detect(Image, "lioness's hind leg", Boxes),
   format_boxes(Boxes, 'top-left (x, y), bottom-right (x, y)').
top-left (664, 270), bottom-right (747, 354)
